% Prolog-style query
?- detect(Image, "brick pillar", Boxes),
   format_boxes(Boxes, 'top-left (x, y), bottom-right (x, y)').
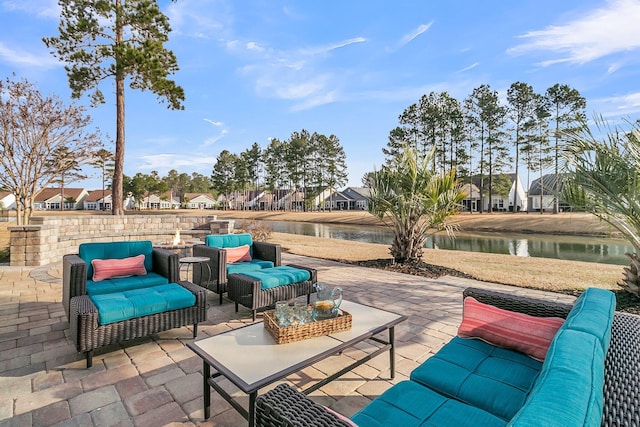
top-left (209, 220), bottom-right (234, 234)
top-left (8, 224), bottom-right (57, 266)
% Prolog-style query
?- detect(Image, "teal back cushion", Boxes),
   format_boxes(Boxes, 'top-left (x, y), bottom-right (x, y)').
top-left (205, 233), bottom-right (253, 249)
top-left (508, 329), bottom-right (605, 427)
top-left (563, 287), bottom-right (616, 351)
top-left (79, 241), bottom-right (154, 280)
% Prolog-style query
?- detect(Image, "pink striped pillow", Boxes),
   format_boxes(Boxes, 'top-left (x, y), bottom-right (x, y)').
top-left (91, 254), bottom-right (147, 282)
top-left (457, 296), bottom-right (565, 361)
top-left (225, 245), bottom-right (252, 263)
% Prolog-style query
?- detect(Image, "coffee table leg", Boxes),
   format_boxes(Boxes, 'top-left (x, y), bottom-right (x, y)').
top-left (389, 326), bottom-right (396, 379)
top-left (203, 362), bottom-right (211, 419)
top-left (248, 391), bottom-right (257, 427)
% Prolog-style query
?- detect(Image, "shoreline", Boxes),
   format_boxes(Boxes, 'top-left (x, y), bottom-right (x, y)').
top-left (0, 210), bottom-right (625, 292)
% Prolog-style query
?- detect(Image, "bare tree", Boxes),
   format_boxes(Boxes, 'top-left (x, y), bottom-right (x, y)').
top-left (0, 76), bottom-right (100, 224)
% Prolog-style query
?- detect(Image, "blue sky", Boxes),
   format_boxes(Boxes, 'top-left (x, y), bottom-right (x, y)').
top-left (1, 0), bottom-right (640, 190)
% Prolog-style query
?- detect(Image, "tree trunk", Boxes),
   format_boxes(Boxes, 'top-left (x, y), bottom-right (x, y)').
top-left (112, 0), bottom-right (125, 216)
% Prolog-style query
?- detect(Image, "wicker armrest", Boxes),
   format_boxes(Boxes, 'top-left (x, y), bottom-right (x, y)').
top-left (152, 248), bottom-right (179, 283)
top-left (69, 295), bottom-right (99, 353)
top-left (193, 244), bottom-right (226, 285)
top-left (602, 312), bottom-right (640, 426)
top-left (63, 254), bottom-right (88, 321)
top-left (256, 384), bottom-right (353, 427)
top-left (463, 287), bottom-right (574, 319)
top-left (253, 241), bottom-right (282, 267)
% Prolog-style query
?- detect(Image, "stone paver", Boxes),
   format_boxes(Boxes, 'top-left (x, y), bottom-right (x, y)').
top-left (0, 254), bottom-right (578, 426)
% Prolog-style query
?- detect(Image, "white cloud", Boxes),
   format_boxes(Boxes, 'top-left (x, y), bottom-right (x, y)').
top-left (202, 129), bottom-right (229, 146)
top-left (508, 0), bottom-right (640, 65)
top-left (398, 22), bottom-right (433, 49)
top-left (138, 153), bottom-right (218, 171)
top-left (593, 91), bottom-right (640, 117)
top-left (2, 0), bottom-right (59, 19)
top-left (457, 62), bottom-right (480, 73)
top-left (0, 43), bottom-right (59, 69)
top-left (165, 0), bottom-right (228, 38)
top-left (203, 118), bottom-right (223, 126)
top-left (300, 37), bottom-right (367, 56)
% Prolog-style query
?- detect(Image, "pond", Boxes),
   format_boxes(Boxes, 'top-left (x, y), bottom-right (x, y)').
top-left (242, 220), bottom-right (633, 266)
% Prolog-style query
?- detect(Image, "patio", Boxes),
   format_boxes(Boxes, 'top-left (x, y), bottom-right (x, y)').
top-left (0, 253), bottom-right (576, 427)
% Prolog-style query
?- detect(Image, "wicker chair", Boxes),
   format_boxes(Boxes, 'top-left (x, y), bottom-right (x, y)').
top-left (255, 287), bottom-right (640, 427)
top-left (193, 234), bottom-right (281, 304)
top-left (63, 243), bottom-right (208, 368)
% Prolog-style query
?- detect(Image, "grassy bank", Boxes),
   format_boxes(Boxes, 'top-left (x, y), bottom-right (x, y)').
top-left (0, 211), bottom-right (625, 293)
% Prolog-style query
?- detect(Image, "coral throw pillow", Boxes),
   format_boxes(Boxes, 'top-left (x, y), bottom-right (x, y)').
top-left (91, 254), bottom-right (147, 282)
top-left (458, 296), bottom-right (565, 361)
top-left (226, 245), bottom-right (252, 263)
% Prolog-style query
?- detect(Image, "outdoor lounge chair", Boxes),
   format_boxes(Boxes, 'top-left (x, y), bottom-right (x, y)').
top-left (192, 233), bottom-right (281, 304)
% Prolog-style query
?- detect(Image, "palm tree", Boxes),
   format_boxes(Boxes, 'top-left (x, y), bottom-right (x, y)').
top-left (563, 117), bottom-right (640, 297)
top-left (367, 145), bottom-right (466, 264)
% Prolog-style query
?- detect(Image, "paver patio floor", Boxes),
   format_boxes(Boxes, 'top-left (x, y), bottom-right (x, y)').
top-left (0, 254), bottom-right (576, 427)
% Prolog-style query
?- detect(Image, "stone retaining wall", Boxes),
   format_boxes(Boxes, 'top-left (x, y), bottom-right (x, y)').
top-left (8, 215), bottom-right (235, 266)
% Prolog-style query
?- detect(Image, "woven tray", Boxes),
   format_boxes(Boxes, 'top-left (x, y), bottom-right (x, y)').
top-left (263, 309), bottom-right (352, 344)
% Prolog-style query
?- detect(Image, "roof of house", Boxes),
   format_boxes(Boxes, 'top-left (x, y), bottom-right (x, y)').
top-left (184, 193), bottom-right (215, 202)
top-left (85, 189), bottom-right (112, 202)
top-left (35, 187), bottom-right (86, 202)
top-left (529, 173), bottom-right (565, 196)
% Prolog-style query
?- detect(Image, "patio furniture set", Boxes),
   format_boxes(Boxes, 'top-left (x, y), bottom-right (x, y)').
top-left (61, 235), bottom-right (640, 427)
top-left (62, 234), bottom-right (316, 367)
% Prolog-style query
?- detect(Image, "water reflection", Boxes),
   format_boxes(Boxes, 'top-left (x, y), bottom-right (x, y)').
top-left (244, 220), bottom-right (632, 265)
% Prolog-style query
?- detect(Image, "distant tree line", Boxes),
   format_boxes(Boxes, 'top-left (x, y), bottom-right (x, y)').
top-left (382, 82), bottom-right (586, 213)
top-left (211, 129), bottom-right (348, 210)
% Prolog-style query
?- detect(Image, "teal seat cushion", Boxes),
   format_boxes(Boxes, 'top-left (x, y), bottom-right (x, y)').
top-left (561, 287), bottom-right (616, 351)
top-left (79, 241), bottom-right (154, 280)
top-left (241, 266), bottom-right (311, 290)
top-left (90, 283), bottom-right (195, 325)
top-left (411, 337), bottom-right (542, 421)
top-left (351, 380), bottom-right (506, 427)
top-left (86, 272), bottom-right (169, 296)
top-left (226, 259), bottom-right (274, 275)
top-left (205, 233), bottom-right (253, 249)
top-left (508, 329), bottom-right (605, 427)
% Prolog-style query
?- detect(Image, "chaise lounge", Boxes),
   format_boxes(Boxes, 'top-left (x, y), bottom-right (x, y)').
top-left (63, 240), bottom-right (208, 368)
top-left (255, 287), bottom-right (640, 427)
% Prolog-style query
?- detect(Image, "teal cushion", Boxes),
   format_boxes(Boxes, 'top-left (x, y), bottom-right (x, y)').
top-left (562, 287), bottom-right (616, 351)
top-left (79, 241), bottom-right (154, 280)
top-left (90, 283), bottom-right (195, 325)
top-left (241, 266), bottom-right (311, 290)
top-left (508, 329), bottom-right (605, 427)
top-left (86, 272), bottom-right (169, 296)
top-left (351, 380), bottom-right (506, 427)
top-left (205, 233), bottom-right (253, 249)
top-left (226, 259), bottom-right (274, 275)
top-left (411, 337), bottom-right (542, 421)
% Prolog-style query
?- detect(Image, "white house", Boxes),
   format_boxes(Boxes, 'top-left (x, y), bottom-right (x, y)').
top-left (469, 174), bottom-right (526, 212)
top-left (183, 193), bottom-right (216, 209)
top-left (34, 188), bottom-right (89, 210)
top-left (83, 189), bottom-right (112, 211)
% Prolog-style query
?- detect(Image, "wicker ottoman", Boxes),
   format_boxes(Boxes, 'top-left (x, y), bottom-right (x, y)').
top-left (227, 264), bottom-right (317, 321)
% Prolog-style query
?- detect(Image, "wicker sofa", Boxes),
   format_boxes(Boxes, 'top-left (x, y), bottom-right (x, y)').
top-left (255, 287), bottom-right (640, 427)
top-left (63, 241), bottom-right (207, 368)
top-left (193, 233), bottom-right (281, 304)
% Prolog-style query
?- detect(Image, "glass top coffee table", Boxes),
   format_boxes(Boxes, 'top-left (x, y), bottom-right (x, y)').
top-left (187, 300), bottom-right (407, 426)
